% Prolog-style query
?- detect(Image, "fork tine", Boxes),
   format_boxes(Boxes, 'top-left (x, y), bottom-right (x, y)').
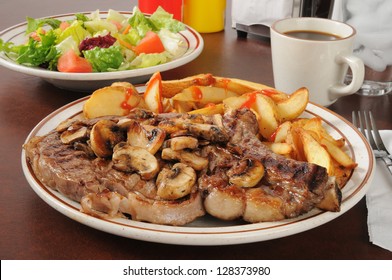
top-left (357, 111), bottom-right (366, 137)
top-left (352, 111), bottom-right (358, 129)
top-left (362, 111), bottom-right (379, 150)
top-left (369, 111), bottom-right (388, 152)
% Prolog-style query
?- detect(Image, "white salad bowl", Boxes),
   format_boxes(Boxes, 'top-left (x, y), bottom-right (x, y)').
top-left (0, 11), bottom-right (204, 92)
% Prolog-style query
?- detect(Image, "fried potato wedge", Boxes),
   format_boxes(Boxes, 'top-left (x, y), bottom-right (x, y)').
top-left (287, 127), bottom-right (306, 161)
top-left (161, 73), bottom-right (289, 100)
top-left (297, 128), bottom-right (334, 175)
top-left (160, 73), bottom-right (216, 98)
top-left (273, 121), bottom-right (292, 143)
top-left (292, 117), bottom-right (345, 147)
top-left (172, 100), bottom-right (196, 113)
top-left (213, 76), bottom-right (288, 102)
top-left (83, 85), bottom-right (145, 119)
top-left (144, 72), bottom-right (163, 113)
top-left (252, 94), bottom-right (280, 140)
top-left (320, 138), bottom-right (357, 169)
top-left (262, 142), bottom-right (293, 156)
top-left (276, 87), bottom-right (309, 122)
top-left (172, 86), bottom-right (239, 105)
top-left (188, 103), bottom-right (225, 115)
top-left (222, 94), bottom-right (249, 110)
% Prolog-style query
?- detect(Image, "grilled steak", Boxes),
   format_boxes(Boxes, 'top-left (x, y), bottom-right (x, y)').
top-left (24, 108), bottom-right (341, 226)
top-left (199, 108), bottom-right (340, 222)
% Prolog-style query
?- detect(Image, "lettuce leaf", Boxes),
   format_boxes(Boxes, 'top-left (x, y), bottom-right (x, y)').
top-left (130, 52), bottom-right (168, 69)
top-left (57, 20), bottom-right (91, 46)
top-left (25, 17), bottom-right (61, 34)
top-left (83, 45), bottom-right (123, 72)
top-left (149, 7), bottom-right (185, 33)
top-left (158, 29), bottom-right (187, 58)
top-left (128, 7), bottom-right (155, 38)
top-left (15, 30), bottom-right (59, 68)
top-left (74, 13), bottom-right (90, 23)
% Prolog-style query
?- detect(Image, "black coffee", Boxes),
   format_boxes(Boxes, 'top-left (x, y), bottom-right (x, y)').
top-left (284, 30), bottom-right (342, 41)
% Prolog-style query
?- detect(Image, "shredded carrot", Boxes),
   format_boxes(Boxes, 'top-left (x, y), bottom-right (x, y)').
top-left (110, 20), bottom-right (123, 31)
top-left (122, 24), bottom-right (131, 35)
top-left (117, 37), bottom-right (134, 50)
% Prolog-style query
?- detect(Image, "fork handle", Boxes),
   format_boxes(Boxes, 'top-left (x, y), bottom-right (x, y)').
top-left (379, 156), bottom-right (392, 176)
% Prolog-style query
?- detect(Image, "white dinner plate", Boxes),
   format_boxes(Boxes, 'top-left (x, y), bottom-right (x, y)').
top-left (21, 95), bottom-right (375, 245)
top-left (0, 11), bottom-right (203, 92)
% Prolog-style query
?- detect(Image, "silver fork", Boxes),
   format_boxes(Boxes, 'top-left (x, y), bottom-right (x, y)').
top-left (352, 111), bottom-right (392, 175)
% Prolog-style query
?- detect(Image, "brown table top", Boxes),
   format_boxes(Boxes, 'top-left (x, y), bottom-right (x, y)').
top-left (1, 0), bottom-right (391, 260)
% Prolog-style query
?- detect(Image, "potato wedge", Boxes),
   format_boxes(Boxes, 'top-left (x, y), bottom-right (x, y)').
top-left (287, 127), bottom-right (305, 161)
top-left (293, 117), bottom-right (345, 148)
top-left (272, 121), bottom-right (292, 143)
top-left (320, 138), bottom-right (357, 169)
top-left (262, 142), bottom-right (293, 156)
top-left (276, 87), bottom-right (309, 122)
top-left (214, 76), bottom-right (288, 101)
top-left (144, 72), bottom-right (163, 113)
top-left (222, 94), bottom-right (249, 110)
top-left (188, 103), bottom-right (224, 115)
top-left (172, 86), bottom-right (239, 105)
top-left (83, 85), bottom-right (145, 119)
top-left (297, 128), bottom-right (334, 175)
top-left (172, 100), bottom-right (196, 113)
top-left (160, 73), bottom-right (216, 98)
top-left (252, 94), bottom-right (279, 140)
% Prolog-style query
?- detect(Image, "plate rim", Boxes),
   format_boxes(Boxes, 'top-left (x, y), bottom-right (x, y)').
top-left (21, 96), bottom-right (375, 246)
top-left (0, 11), bottom-right (204, 81)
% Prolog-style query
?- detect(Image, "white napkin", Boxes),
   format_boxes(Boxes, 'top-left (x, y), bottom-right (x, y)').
top-left (366, 130), bottom-right (392, 252)
top-left (231, 0), bottom-right (293, 28)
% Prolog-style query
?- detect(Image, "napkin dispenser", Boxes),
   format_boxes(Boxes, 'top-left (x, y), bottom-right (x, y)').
top-left (232, 0), bottom-right (335, 38)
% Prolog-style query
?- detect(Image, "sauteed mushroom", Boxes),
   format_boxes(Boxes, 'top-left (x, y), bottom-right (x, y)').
top-left (156, 163), bottom-right (196, 200)
top-left (112, 142), bottom-right (159, 180)
top-left (227, 158), bottom-right (265, 188)
top-left (60, 126), bottom-right (88, 144)
top-left (89, 119), bottom-right (125, 158)
top-left (161, 148), bottom-right (208, 171)
top-left (127, 121), bottom-right (166, 155)
top-left (169, 136), bottom-right (199, 151)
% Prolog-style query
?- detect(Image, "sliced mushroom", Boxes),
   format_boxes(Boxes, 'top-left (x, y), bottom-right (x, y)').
top-left (156, 163), bottom-right (196, 200)
top-left (60, 126), bottom-right (88, 144)
top-left (127, 121), bottom-right (166, 155)
top-left (112, 143), bottom-right (159, 180)
top-left (161, 148), bottom-right (208, 171)
top-left (169, 136), bottom-right (199, 151)
top-left (89, 119), bottom-right (125, 158)
top-left (56, 118), bottom-right (80, 133)
top-left (227, 158), bottom-right (265, 188)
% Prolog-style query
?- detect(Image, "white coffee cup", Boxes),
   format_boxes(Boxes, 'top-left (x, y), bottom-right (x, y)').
top-left (270, 17), bottom-right (364, 106)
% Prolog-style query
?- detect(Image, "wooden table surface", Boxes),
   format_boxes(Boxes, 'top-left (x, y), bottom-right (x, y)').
top-left (1, 0), bottom-right (391, 260)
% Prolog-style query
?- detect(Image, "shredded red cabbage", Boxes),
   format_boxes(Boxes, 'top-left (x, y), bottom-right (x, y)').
top-left (79, 34), bottom-right (117, 52)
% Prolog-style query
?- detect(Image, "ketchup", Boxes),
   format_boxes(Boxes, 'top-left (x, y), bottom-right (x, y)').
top-left (190, 86), bottom-right (203, 101)
top-left (120, 88), bottom-right (136, 112)
top-left (240, 91), bottom-right (257, 109)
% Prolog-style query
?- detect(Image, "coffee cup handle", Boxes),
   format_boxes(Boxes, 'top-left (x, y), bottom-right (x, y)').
top-left (329, 53), bottom-right (364, 99)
